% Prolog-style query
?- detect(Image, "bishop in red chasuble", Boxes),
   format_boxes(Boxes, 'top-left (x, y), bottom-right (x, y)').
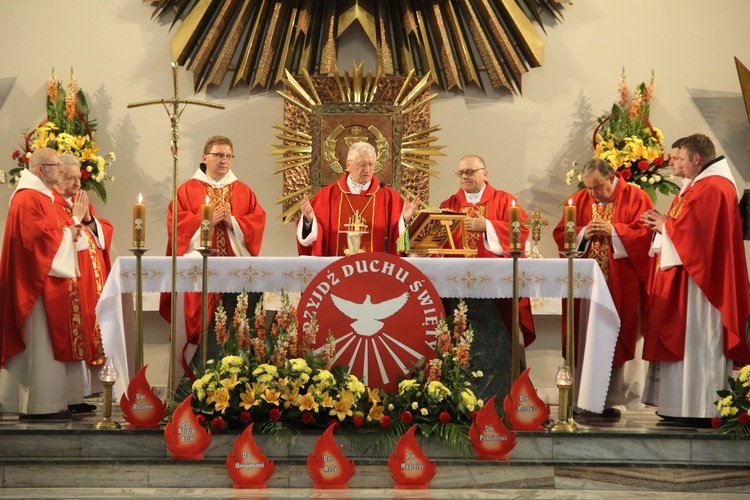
top-left (297, 141), bottom-right (418, 256)
top-left (439, 154), bottom-right (536, 347)
top-left (554, 158), bottom-right (654, 414)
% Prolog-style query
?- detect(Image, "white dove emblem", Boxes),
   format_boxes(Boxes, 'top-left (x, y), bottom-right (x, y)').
top-left (331, 292), bottom-right (409, 337)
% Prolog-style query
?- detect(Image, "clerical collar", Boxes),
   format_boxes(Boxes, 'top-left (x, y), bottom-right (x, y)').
top-left (347, 176), bottom-right (371, 194)
top-left (464, 184), bottom-right (486, 204)
top-left (192, 167), bottom-right (238, 188)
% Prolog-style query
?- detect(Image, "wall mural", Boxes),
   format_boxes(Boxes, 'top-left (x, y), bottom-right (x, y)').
top-left (145, 0), bottom-right (569, 94)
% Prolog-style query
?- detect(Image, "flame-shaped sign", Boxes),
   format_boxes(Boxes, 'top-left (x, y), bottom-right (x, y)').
top-left (503, 367), bottom-right (550, 431)
top-left (164, 395), bottom-right (212, 460)
top-left (307, 424), bottom-right (356, 488)
top-left (468, 395), bottom-right (517, 460)
top-left (388, 424), bottom-right (437, 488)
top-left (119, 365), bottom-right (167, 429)
top-left (226, 423), bottom-right (275, 488)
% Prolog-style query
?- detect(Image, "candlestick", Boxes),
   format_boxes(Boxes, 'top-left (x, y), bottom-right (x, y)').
top-left (563, 198), bottom-right (577, 251)
top-left (133, 193), bottom-right (146, 248)
top-left (200, 196), bottom-right (214, 248)
top-left (509, 200), bottom-right (522, 251)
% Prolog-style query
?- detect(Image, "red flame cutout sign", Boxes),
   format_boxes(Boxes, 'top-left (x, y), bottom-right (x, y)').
top-left (164, 395), bottom-right (212, 460)
top-left (307, 424), bottom-right (356, 488)
top-left (388, 424), bottom-right (437, 489)
top-left (503, 367), bottom-right (550, 431)
top-left (119, 365), bottom-right (167, 429)
top-left (226, 423), bottom-right (275, 488)
top-left (468, 395), bottom-right (517, 460)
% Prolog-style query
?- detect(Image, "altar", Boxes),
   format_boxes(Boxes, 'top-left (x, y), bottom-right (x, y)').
top-left (96, 256), bottom-right (619, 412)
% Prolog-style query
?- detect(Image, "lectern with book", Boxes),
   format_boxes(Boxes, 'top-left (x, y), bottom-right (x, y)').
top-left (398, 208), bottom-right (478, 257)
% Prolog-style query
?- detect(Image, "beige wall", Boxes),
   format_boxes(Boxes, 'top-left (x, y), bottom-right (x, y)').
top-left (2, 0), bottom-right (749, 390)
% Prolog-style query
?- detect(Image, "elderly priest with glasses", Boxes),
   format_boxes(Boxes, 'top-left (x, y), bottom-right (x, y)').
top-left (439, 154), bottom-right (537, 398)
top-left (296, 141), bottom-right (419, 256)
top-left (0, 148), bottom-right (89, 420)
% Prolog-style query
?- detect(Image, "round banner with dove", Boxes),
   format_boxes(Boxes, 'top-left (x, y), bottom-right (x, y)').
top-left (299, 254), bottom-right (444, 392)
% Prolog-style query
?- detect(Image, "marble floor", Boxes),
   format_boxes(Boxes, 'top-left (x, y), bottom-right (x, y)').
top-left (1, 397), bottom-right (749, 497)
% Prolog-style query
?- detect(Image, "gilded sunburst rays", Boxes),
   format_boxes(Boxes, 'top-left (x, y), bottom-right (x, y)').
top-left (269, 63), bottom-right (444, 224)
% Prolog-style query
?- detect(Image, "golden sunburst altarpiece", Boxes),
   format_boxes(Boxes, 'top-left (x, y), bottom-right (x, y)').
top-left (269, 63), bottom-right (443, 224)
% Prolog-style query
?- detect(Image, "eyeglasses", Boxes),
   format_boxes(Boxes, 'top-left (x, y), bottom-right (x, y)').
top-left (206, 152), bottom-right (235, 160)
top-left (455, 167), bottom-right (485, 177)
top-left (40, 163), bottom-right (63, 169)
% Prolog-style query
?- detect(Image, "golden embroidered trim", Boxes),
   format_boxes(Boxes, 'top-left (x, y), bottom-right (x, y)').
top-left (588, 202), bottom-right (614, 283)
top-left (207, 185), bottom-right (232, 256)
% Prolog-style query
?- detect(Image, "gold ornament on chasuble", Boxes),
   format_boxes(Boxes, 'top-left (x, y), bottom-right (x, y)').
top-left (589, 202), bottom-right (614, 283)
top-left (67, 278), bottom-right (88, 362)
top-left (60, 204), bottom-right (104, 364)
top-left (206, 185), bottom-right (231, 256)
top-left (270, 65), bottom-right (446, 224)
top-left (460, 204), bottom-right (487, 255)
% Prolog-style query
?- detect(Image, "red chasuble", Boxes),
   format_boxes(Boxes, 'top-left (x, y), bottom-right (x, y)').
top-left (159, 177), bottom-right (266, 352)
top-left (644, 168), bottom-right (750, 364)
top-left (439, 183), bottom-right (536, 346)
top-left (54, 191), bottom-right (114, 366)
top-left (297, 174), bottom-right (404, 256)
top-left (0, 188), bottom-right (86, 366)
top-left (553, 174), bottom-right (654, 367)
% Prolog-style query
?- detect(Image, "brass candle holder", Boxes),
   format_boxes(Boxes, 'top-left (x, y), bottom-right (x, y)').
top-left (93, 357), bottom-right (121, 430)
top-left (505, 248), bottom-right (526, 383)
top-left (550, 365), bottom-right (577, 432)
top-left (198, 246), bottom-right (216, 368)
top-left (130, 247), bottom-right (149, 372)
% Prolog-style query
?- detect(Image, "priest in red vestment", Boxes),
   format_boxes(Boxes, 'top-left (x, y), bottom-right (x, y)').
top-left (641, 134), bottom-right (750, 422)
top-left (0, 148), bottom-right (87, 419)
top-left (54, 155), bottom-right (114, 406)
top-left (159, 136), bottom-right (266, 376)
top-left (438, 154), bottom-right (536, 347)
top-left (297, 141), bottom-right (419, 256)
top-left (553, 158), bottom-right (654, 417)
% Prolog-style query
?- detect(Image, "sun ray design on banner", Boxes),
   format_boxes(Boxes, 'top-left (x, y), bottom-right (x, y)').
top-left (269, 64), bottom-right (444, 223)
top-left (144, 0), bottom-right (570, 94)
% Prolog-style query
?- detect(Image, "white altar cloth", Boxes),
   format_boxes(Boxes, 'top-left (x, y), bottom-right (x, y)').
top-left (97, 256), bottom-right (619, 412)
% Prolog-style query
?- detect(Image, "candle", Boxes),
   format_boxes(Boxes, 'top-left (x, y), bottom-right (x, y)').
top-left (133, 193), bottom-right (145, 248)
top-left (200, 195), bottom-right (214, 248)
top-left (508, 200), bottom-right (521, 250)
top-left (564, 198), bottom-right (577, 251)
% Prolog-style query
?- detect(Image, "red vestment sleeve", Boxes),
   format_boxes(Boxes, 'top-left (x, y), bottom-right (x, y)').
top-left (0, 190), bottom-right (65, 365)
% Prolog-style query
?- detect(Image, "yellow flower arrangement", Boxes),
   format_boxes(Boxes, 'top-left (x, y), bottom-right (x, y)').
top-left (713, 365), bottom-right (750, 435)
top-left (567, 68), bottom-right (679, 202)
top-left (6, 68), bottom-right (115, 201)
top-left (185, 290), bottom-right (485, 455)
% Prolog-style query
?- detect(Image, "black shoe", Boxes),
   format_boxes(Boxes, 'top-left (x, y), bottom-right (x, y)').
top-left (20, 410), bottom-right (73, 421)
top-left (656, 412), bottom-right (678, 422)
top-left (68, 403), bottom-right (97, 413)
top-left (675, 417), bottom-right (713, 428)
top-left (601, 408), bottom-right (621, 419)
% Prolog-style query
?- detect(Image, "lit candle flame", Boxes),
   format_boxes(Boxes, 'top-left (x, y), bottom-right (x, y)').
top-left (567, 198), bottom-right (573, 206)
top-left (138, 192), bottom-right (143, 204)
top-left (205, 195), bottom-right (210, 204)
top-left (511, 199), bottom-right (516, 208)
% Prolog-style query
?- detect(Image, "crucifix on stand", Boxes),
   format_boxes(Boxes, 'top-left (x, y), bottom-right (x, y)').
top-left (128, 62), bottom-right (225, 399)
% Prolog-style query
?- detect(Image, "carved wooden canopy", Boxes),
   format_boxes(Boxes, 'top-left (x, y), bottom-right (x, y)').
top-left (145, 0), bottom-right (569, 94)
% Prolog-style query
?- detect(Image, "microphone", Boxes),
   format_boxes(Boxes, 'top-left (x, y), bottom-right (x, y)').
top-left (381, 181), bottom-right (390, 254)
